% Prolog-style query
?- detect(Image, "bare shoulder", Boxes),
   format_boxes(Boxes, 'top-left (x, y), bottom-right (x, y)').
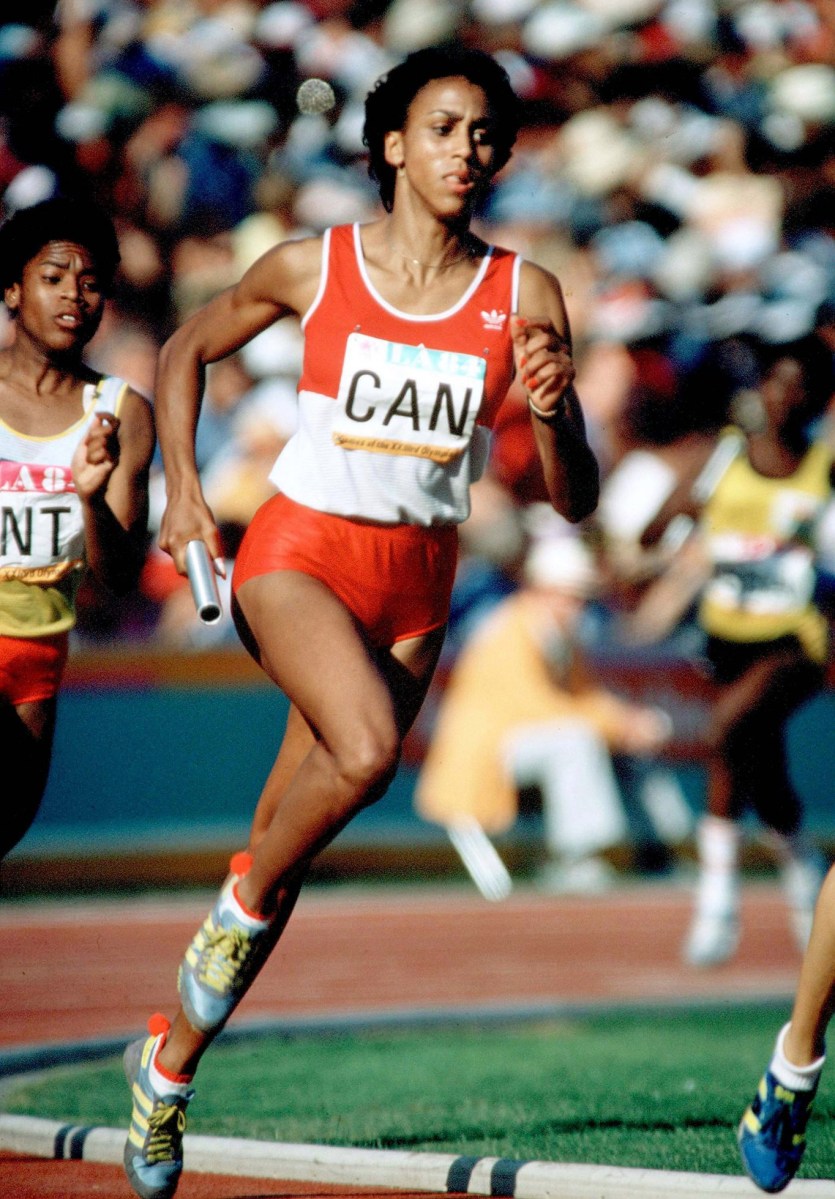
top-left (119, 382), bottom-right (153, 422)
top-left (517, 258), bottom-right (565, 309)
top-left (117, 384), bottom-right (156, 458)
top-left (516, 258), bottom-right (570, 334)
top-left (250, 231), bottom-right (324, 277)
top-left (239, 232), bottom-right (326, 314)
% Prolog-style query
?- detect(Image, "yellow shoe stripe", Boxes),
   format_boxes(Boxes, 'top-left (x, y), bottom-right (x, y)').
top-left (132, 1084), bottom-right (152, 1116)
top-left (127, 1127), bottom-right (146, 1150)
top-left (742, 1109), bottom-right (761, 1134)
top-left (131, 1110), bottom-right (150, 1135)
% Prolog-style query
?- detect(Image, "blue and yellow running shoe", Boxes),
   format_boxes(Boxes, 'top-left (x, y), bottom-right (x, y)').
top-left (738, 1068), bottom-right (817, 1193)
top-left (178, 853), bottom-right (273, 1034)
top-left (123, 1015), bottom-right (193, 1199)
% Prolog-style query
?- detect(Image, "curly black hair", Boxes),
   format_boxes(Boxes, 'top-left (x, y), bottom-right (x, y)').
top-left (0, 196), bottom-right (121, 295)
top-left (363, 46), bottom-right (520, 213)
top-left (760, 333), bottom-right (835, 417)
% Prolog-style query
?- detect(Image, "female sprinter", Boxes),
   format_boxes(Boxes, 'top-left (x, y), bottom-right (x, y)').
top-left (123, 46), bottom-right (599, 1199)
top-left (680, 337), bottom-right (834, 970)
top-left (0, 197), bottom-right (154, 859)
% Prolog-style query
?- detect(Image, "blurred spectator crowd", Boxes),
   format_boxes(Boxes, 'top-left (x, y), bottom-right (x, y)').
top-left (1, 0), bottom-right (834, 650)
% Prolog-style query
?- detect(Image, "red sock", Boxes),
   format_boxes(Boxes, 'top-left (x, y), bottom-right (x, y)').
top-left (154, 1052), bottom-right (193, 1086)
top-left (230, 851), bottom-right (253, 878)
top-left (147, 1012), bottom-right (193, 1084)
top-left (232, 880), bottom-right (267, 922)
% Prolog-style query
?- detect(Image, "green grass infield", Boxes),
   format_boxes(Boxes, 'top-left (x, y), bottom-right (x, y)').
top-left (4, 1003), bottom-right (835, 1181)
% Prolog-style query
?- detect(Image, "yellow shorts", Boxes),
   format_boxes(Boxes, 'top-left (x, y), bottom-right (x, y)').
top-left (232, 493), bottom-right (457, 646)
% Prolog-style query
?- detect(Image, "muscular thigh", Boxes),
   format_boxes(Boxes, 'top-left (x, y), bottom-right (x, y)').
top-left (236, 570), bottom-right (446, 752)
top-left (235, 570), bottom-right (401, 752)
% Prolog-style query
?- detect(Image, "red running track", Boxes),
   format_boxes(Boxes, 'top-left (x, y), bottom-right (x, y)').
top-left (0, 880), bottom-right (804, 1197)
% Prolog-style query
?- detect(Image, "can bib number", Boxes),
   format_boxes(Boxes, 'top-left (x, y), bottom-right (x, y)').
top-left (332, 333), bottom-right (486, 464)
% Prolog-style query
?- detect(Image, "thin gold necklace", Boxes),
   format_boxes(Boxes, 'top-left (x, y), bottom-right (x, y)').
top-left (392, 241), bottom-right (477, 270)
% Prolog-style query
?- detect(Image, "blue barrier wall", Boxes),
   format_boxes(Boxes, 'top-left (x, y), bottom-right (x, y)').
top-left (18, 668), bottom-right (426, 860)
top-left (11, 650), bottom-right (835, 864)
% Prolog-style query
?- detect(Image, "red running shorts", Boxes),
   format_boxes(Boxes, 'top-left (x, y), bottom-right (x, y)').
top-left (232, 492), bottom-right (458, 646)
top-left (0, 631), bottom-right (69, 704)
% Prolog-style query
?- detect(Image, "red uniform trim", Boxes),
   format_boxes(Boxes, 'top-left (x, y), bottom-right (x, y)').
top-left (0, 631), bottom-right (69, 704)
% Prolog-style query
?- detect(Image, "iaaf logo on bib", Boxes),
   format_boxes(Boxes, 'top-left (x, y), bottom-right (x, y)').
top-left (481, 309), bottom-right (507, 330)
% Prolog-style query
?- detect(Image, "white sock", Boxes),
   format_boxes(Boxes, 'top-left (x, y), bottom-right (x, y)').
top-left (221, 882), bottom-right (271, 931)
top-left (698, 815), bottom-right (739, 868)
top-left (695, 816), bottom-right (740, 914)
top-left (149, 1034), bottom-right (192, 1097)
top-left (769, 1023), bottom-right (826, 1093)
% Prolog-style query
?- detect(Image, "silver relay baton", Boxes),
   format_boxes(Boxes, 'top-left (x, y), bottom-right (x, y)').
top-left (185, 540), bottom-right (222, 624)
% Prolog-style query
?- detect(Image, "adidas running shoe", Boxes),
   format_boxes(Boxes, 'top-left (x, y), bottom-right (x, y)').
top-left (123, 1015), bottom-right (193, 1199)
top-left (178, 855), bottom-right (272, 1034)
top-left (738, 1068), bottom-right (817, 1192)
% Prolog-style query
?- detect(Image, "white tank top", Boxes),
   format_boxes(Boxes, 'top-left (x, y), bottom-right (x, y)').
top-left (0, 375), bottom-right (127, 585)
top-left (271, 224), bottom-right (520, 526)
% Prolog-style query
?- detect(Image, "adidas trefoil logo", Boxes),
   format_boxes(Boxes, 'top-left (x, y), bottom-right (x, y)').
top-left (481, 308), bottom-right (507, 330)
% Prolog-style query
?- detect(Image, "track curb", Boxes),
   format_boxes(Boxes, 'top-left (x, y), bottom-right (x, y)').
top-left (1, 1111), bottom-right (832, 1197)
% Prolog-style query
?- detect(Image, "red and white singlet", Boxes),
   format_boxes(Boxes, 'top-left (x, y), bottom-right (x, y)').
top-left (270, 223), bottom-right (520, 527)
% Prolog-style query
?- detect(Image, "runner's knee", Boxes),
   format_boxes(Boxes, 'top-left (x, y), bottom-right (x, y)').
top-left (332, 722), bottom-right (400, 808)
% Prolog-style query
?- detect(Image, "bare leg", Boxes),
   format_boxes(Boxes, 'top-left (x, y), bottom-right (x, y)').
top-left (687, 650), bottom-right (821, 967)
top-left (784, 866), bottom-right (835, 1064)
top-left (0, 697), bottom-right (56, 860)
top-left (248, 703), bottom-right (315, 853)
top-left (737, 868), bottom-right (832, 1192)
top-left (158, 571), bottom-right (444, 1077)
top-left (150, 704), bottom-right (315, 1070)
